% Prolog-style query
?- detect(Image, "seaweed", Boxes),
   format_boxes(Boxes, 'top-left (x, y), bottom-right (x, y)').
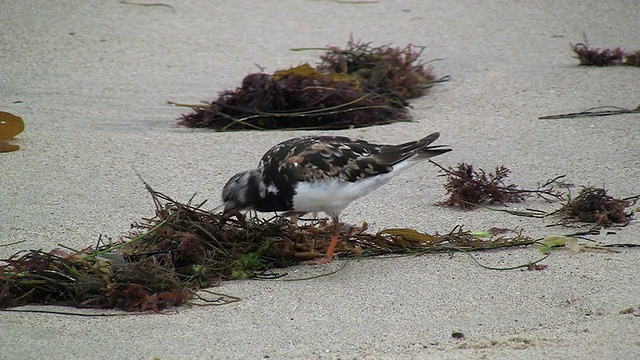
top-left (317, 40), bottom-right (438, 101)
top-left (558, 187), bottom-right (635, 226)
top-left (177, 39), bottom-right (445, 131)
top-left (433, 162), bottom-right (637, 229)
top-left (572, 43), bottom-right (625, 66)
top-left (178, 64), bottom-right (408, 130)
top-left (4, 173), bottom-right (630, 311)
top-left (539, 105), bottom-right (640, 120)
top-left (0, 185), bottom-right (539, 312)
top-left (433, 162), bottom-right (565, 209)
top-left (572, 35), bottom-right (640, 67)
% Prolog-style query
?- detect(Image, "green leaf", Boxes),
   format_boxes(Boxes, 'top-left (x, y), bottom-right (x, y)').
top-left (237, 241), bottom-right (269, 269)
top-left (192, 264), bottom-right (206, 275)
top-left (470, 231), bottom-right (491, 238)
top-left (539, 235), bottom-right (577, 253)
top-left (231, 269), bottom-right (249, 280)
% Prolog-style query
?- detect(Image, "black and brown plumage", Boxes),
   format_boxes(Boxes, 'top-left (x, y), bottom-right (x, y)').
top-left (222, 132), bottom-right (452, 264)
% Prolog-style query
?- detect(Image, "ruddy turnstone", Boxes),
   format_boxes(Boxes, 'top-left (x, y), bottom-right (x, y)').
top-left (222, 132), bottom-right (451, 264)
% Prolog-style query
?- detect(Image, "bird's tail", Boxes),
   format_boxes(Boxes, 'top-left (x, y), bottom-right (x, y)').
top-left (389, 132), bottom-right (451, 163)
top-left (381, 132), bottom-right (451, 165)
top-left (413, 132), bottom-right (452, 158)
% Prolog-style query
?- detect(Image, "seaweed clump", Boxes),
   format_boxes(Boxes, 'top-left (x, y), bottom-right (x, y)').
top-left (435, 163), bottom-right (528, 209)
top-left (178, 40), bottom-right (442, 131)
top-left (318, 40), bottom-right (438, 102)
top-left (434, 162), bottom-right (565, 209)
top-left (572, 35), bottom-right (640, 67)
top-left (179, 64), bottom-right (408, 131)
top-left (0, 184), bottom-right (539, 312)
top-left (0, 187), bottom-right (296, 311)
top-left (559, 187), bottom-right (634, 226)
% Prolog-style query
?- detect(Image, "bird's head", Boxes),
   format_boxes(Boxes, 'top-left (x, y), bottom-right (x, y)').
top-left (221, 170), bottom-right (258, 215)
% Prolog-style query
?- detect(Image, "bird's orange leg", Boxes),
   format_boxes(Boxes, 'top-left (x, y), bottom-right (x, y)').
top-left (317, 221), bottom-right (340, 264)
top-left (302, 215), bottom-right (340, 265)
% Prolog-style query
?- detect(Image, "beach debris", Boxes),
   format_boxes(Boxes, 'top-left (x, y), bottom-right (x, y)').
top-left (539, 105), bottom-right (640, 120)
top-left (571, 35), bottom-right (640, 67)
top-left (317, 40), bottom-right (439, 101)
top-left (432, 162), bottom-right (635, 230)
top-left (526, 263), bottom-right (548, 271)
top-left (178, 64), bottom-right (409, 130)
top-left (119, 1), bottom-right (175, 10)
top-left (0, 111), bottom-right (24, 152)
top-left (432, 162), bottom-right (566, 209)
top-left (556, 187), bottom-right (635, 226)
top-left (539, 235), bottom-right (580, 253)
top-left (539, 234), bottom-right (618, 254)
top-left (619, 306), bottom-right (638, 315)
top-left (0, 185), bottom-right (540, 312)
top-left (177, 40), bottom-right (444, 131)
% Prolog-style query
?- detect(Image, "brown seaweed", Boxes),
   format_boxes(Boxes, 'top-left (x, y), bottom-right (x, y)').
top-left (433, 162), bottom-right (565, 209)
top-left (572, 35), bottom-right (640, 67)
top-left (318, 40), bottom-right (438, 101)
top-left (0, 185), bottom-right (538, 311)
top-left (177, 40), bottom-right (445, 131)
top-left (178, 65), bottom-right (409, 130)
top-left (558, 187), bottom-right (634, 226)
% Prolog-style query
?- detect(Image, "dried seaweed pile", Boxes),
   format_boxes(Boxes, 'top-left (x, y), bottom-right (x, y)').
top-left (433, 162), bottom-right (636, 228)
top-left (317, 42), bottom-right (437, 101)
top-left (558, 187), bottom-right (634, 226)
top-left (0, 187), bottom-right (537, 312)
top-left (572, 37), bottom-right (640, 67)
top-left (178, 40), bottom-right (441, 130)
top-left (434, 162), bottom-right (566, 209)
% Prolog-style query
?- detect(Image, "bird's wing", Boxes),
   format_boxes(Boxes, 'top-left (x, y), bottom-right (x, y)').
top-left (291, 137), bottom-right (394, 182)
top-left (259, 133), bottom-right (450, 184)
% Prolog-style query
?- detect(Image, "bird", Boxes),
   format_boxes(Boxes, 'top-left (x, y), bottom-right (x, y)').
top-left (221, 132), bottom-right (452, 264)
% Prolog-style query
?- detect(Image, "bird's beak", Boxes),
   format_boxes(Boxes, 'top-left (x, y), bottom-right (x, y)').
top-left (222, 201), bottom-right (238, 216)
top-left (221, 201), bottom-right (247, 226)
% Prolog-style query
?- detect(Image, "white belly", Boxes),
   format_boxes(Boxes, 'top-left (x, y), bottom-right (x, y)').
top-left (291, 160), bottom-right (414, 216)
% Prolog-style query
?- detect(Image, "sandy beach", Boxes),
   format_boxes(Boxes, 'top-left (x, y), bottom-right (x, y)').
top-left (1, 1), bottom-right (639, 359)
